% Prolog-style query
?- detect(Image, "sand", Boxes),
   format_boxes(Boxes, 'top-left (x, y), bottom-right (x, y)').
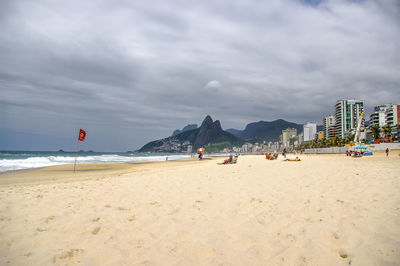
top-left (0, 152), bottom-right (399, 265)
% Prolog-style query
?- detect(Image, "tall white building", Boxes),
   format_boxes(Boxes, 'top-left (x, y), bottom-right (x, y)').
top-left (303, 123), bottom-right (317, 142)
top-left (323, 115), bottom-right (336, 139)
top-left (335, 99), bottom-right (364, 138)
top-left (370, 104), bottom-right (400, 127)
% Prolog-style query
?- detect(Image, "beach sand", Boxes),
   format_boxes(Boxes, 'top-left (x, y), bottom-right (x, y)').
top-left (0, 152), bottom-right (399, 265)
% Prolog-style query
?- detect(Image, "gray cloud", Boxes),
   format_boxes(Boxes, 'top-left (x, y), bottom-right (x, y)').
top-left (1, 0), bottom-right (399, 151)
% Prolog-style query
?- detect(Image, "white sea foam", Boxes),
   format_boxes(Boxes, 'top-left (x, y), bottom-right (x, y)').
top-left (0, 154), bottom-right (190, 172)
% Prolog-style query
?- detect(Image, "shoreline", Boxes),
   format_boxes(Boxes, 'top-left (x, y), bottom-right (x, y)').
top-left (0, 151), bottom-right (397, 186)
top-left (0, 156), bottom-right (210, 186)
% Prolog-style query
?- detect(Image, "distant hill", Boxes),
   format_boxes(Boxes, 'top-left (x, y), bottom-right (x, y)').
top-left (172, 124), bottom-right (197, 136)
top-left (226, 119), bottom-right (304, 142)
top-left (138, 116), bottom-right (244, 152)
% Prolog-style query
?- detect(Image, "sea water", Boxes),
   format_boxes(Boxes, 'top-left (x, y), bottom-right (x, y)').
top-left (0, 151), bottom-right (191, 172)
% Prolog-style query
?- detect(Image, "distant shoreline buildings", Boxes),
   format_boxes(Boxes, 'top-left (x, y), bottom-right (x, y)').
top-left (231, 99), bottom-right (399, 153)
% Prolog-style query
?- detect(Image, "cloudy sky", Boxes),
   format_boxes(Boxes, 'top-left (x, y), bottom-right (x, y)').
top-left (1, 0), bottom-right (399, 151)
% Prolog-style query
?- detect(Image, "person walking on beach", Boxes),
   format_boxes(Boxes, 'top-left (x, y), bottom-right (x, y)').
top-left (385, 148), bottom-right (389, 157)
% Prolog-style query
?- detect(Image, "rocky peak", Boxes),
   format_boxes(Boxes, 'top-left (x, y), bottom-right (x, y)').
top-left (200, 115), bottom-right (213, 128)
top-left (211, 120), bottom-right (223, 132)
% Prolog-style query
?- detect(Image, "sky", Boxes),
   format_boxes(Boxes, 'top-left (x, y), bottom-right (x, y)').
top-left (1, 0), bottom-right (399, 151)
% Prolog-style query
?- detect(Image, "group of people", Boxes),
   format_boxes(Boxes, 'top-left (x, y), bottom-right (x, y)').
top-left (265, 152), bottom-right (301, 161)
top-left (217, 151), bottom-right (303, 164)
top-left (346, 150), bottom-right (363, 157)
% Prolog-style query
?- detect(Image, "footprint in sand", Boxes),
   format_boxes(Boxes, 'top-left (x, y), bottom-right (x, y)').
top-left (53, 249), bottom-right (85, 264)
top-left (91, 227), bottom-right (101, 235)
top-left (127, 215), bottom-right (136, 222)
top-left (333, 233), bottom-right (340, 240)
top-left (45, 216), bottom-right (55, 223)
top-left (338, 249), bottom-right (349, 259)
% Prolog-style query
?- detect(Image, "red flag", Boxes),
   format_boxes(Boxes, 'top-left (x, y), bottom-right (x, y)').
top-left (78, 129), bottom-right (86, 141)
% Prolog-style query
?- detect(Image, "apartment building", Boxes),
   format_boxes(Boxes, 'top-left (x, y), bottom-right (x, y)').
top-left (335, 99), bottom-right (364, 138)
top-left (323, 115), bottom-right (336, 139)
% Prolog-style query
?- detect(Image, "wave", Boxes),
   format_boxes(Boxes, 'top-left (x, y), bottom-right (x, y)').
top-left (0, 154), bottom-right (190, 172)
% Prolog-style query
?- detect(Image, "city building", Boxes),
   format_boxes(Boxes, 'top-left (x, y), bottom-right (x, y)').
top-left (303, 122), bottom-right (317, 142)
top-left (282, 128), bottom-right (297, 148)
top-left (323, 115), bottom-right (336, 139)
top-left (335, 99), bottom-right (364, 138)
top-left (370, 104), bottom-right (391, 127)
top-left (298, 132), bottom-right (304, 145)
top-left (387, 105), bottom-right (400, 126)
top-left (370, 104), bottom-right (400, 127)
top-left (289, 135), bottom-right (299, 148)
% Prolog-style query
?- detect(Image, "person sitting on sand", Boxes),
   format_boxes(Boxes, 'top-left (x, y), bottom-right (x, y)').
top-left (218, 155), bottom-right (238, 165)
top-left (283, 156), bottom-right (301, 162)
top-left (265, 153), bottom-right (278, 160)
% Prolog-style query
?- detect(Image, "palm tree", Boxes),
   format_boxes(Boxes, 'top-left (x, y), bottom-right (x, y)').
top-left (382, 125), bottom-right (392, 138)
top-left (346, 134), bottom-right (355, 144)
top-left (370, 125), bottom-right (381, 141)
top-left (328, 138), bottom-right (332, 147)
top-left (332, 136), bottom-right (339, 147)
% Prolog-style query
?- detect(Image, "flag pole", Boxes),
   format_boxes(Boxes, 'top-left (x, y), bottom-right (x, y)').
top-left (74, 134), bottom-right (79, 173)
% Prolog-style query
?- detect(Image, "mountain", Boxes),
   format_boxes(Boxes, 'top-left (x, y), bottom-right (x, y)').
top-left (226, 119), bottom-right (304, 142)
top-left (172, 124), bottom-right (197, 136)
top-left (138, 115), bottom-right (244, 152)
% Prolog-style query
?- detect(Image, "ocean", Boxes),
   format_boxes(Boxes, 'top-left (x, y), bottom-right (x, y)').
top-left (0, 151), bottom-right (191, 172)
